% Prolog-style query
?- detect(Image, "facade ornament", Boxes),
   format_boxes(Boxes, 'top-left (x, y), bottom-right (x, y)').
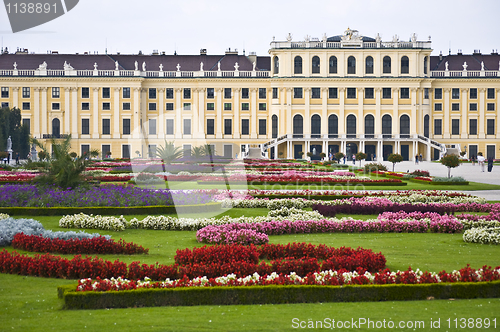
top-left (64, 61), bottom-right (74, 70)
top-left (341, 27), bottom-right (361, 42)
top-left (176, 63), bottom-right (181, 71)
top-left (392, 34), bottom-right (399, 43)
top-left (481, 61), bottom-right (485, 71)
top-left (93, 62), bottom-right (98, 70)
top-left (322, 33), bottom-right (327, 43)
top-left (234, 62), bottom-right (239, 71)
top-left (411, 33), bottom-right (417, 43)
top-left (200, 62), bottom-right (203, 71)
top-left (115, 61), bottom-right (119, 71)
top-left (375, 33), bottom-right (381, 43)
top-left (272, 36), bottom-right (275, 41)
top-left (304, 35), bottom-right (310, 42)
top-left (462, 62), bottom-right (468, 71)
top-left (134, 61), bottom-right (138, 71)
top-left (252, 61), bottom-right (256, 72)
top-left (159, 63), bottom-right (163, 72)
top-left (445, 61), bottom-right (448, 71)
top-left (38, 61), bottom-right (47, 70)
top-left (286, 33), bottom-right (292, 42)
top-left (13, 62), bottom-right (17, 70)
top-left (217, 62), bottom-right (221, 71)
top-left (142, 61), bottom-right (146, 71)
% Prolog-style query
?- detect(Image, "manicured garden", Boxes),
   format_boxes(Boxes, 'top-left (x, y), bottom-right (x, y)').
top-left (1, 150), bottom-right (500, 331)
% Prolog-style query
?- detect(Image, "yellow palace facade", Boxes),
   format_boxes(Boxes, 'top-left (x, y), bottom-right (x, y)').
top-left (0, 28), bottom-right (499, 161)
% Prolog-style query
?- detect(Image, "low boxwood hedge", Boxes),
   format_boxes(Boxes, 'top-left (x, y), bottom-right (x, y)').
top-left (0, 202), bottom-right (222, 216)
top-left (58, 280), bottom-right (500, 310)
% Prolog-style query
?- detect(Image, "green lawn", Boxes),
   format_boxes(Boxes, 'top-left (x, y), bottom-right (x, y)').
top-left (2, 211), bottom-right (500, 331)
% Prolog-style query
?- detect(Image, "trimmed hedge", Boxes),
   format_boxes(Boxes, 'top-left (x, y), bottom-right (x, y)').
top-left (58, 280), bottom-right (500, 309)
top-left (0, 202), bottom-right (222, 216)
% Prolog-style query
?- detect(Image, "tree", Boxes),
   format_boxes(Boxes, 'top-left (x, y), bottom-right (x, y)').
top-left (156, 141), bottom-right (182, 165)
top-left (0, 106), bottom-right (30, 158)
top-left (355, 152), bottom-right (367, 167)
top-left (201, 144), bottom-right (215, 157)
top-left (89, 148), bottom-right (100, 160)
top-left (191, 146), bottom-right (205, 158)
top-left (334, 152), bottom-right (345, 163)
top-left (440, 154), bottom-right (461, 178)
top-left (387, 153), bottom-right (403, 172)
top-left (33, 135), bottom-right (90, 189)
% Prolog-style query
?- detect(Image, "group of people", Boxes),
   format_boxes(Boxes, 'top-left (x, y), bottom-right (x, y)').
top-left (2, 152), bottom-right (20, 165)
top-left (472, 153), bottom-right (494, 172)
top-left (414, 154), bottom-right (423, 164)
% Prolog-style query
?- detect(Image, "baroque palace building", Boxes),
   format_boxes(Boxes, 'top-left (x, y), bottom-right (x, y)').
top-left (0, 28), bottom-right (499, 161)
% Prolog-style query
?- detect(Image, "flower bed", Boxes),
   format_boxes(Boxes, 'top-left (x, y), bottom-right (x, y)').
top-left (196, 212), bottom-right (464, 245)
top-left (463, 227), bottom-right (500, 245)
top-left (76, 264), bottom-right (500, 292)
top-left (0, 184), bottom-right (211, 207)
top-left (12, 233), bottom-right (149, 255)
top-left (313, 198), bottom-right (493, 217)
top-left (0, 243), bottom-right (386, 280)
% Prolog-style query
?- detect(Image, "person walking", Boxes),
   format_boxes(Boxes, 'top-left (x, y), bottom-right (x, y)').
top-left (477, 153), bottom-right (486, 172)
top-left (488, 157), bottom-right (494, 172)
top-left (352, 154), bottom-right (356, 165)
top-left (471, 155), bottom-right (475, 166)
top-left (15, 152), bottom-right (19, 165)
top-left (415, 154), bottom-right (419, 164)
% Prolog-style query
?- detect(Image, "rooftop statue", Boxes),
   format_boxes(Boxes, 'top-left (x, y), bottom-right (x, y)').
top-left (134, 61), bottom-right (138, 71)
top-left (38, 61), bottom-right (47, 70)
top-left (142, 62), bottom-right (146, 72)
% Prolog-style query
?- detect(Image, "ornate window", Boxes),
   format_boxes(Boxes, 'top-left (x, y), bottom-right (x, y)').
top-left (346, 114), bottom-right (356, 137)
top-left (52, 118), bottom-right (60, 137)
top-left (364, 114), bottom-right (374, 138)
top-left (329, 56), bottom-right (337, 74)
top-left (424, 115), bottom-right (429, 138)
top-left (273, 56), bottom-right (279, 75)
top-left (293, 114), bottom-right (303, 138)
top-left (311, 114), bottom-right (321, 138)
top-left (294, 56), bottom-right (302, 74)
top-left (365, 56), bottom-right (374, 74)
top-left (400, 115), bottom-right (410, 138)
top-left (400, 56), bottom-right (409, 74)
top-left (312, 56), bottom-right (320, 74)
top-left (328, 114), bottom-right (338, 138)
top-left (272, 115), bottom-right (278, 138)
top-left (347, 56), bottom-right (356, 74)
top-left (383, 56), bottom-right (391, 74)
top-left (382, 114), bottom-right (392, 138)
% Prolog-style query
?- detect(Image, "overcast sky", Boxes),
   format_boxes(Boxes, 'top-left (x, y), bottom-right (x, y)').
top-left (1, 0), bottom-right (499, 58)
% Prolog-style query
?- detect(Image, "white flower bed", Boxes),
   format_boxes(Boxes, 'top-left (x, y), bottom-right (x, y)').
top-left (0, 213), bottom-right (9, 221)
top-left (59, 213), bottom-right (127, 231)
top-left (463, 227), bottom-right (500, 245)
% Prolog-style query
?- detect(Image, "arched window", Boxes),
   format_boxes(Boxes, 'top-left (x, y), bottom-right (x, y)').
top-left (329, 56), bottom-right (337, 74)
top-left (52, 118), bottom-right (60, 138)
top-left (312, 56), bottom-right (320, 74)
top-left (294, 56), bottom-right (302, 74)
top-left (424, 114), bottom-right (430, 138)
top-left (400, 114), bottom-right (410, 138)
top-left (401, 56), bottom-right (409, 74)
top-left (311, 114), bottom-right (321, 138)
top-left (346, 114), bottom-right (356, 137)
top-left (273, 56), bottom-right (279, 75)
top-left (347, 56), bottom-right (356, 74)
top-left (382, 114), bottom-right (392, 138)
top-left (272, 114), bottom-right (278, 138)
top-left (365, 56), bottom-right (374, 74)
top-left (328, 114), bottom-right (338, 138)
top-left (364, 114), bottom-right (374, 138)
top-left (424, 56), bottom-right (428, 75)
top-left (383, 56), bottom-right (391, 74)
top-left (293, 114), bottom-right (303, 138)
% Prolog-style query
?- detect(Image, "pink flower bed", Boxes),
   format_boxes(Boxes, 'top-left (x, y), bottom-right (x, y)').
top-left (196, 212), bottom-right (464, 245)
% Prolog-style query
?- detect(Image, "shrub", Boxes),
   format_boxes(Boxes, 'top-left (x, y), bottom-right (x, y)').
top-left (440, 155), bottom-right (461, 178)
top-left (387, 154), bottom-right (403, 172)
top-left (364, 162), bottom-right (388, 173)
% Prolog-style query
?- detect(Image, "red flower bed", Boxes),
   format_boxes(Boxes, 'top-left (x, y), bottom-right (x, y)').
top-left (12, 233), bottom-right (149, 255)
top-left (0, 243), bottom-right (386, 280)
